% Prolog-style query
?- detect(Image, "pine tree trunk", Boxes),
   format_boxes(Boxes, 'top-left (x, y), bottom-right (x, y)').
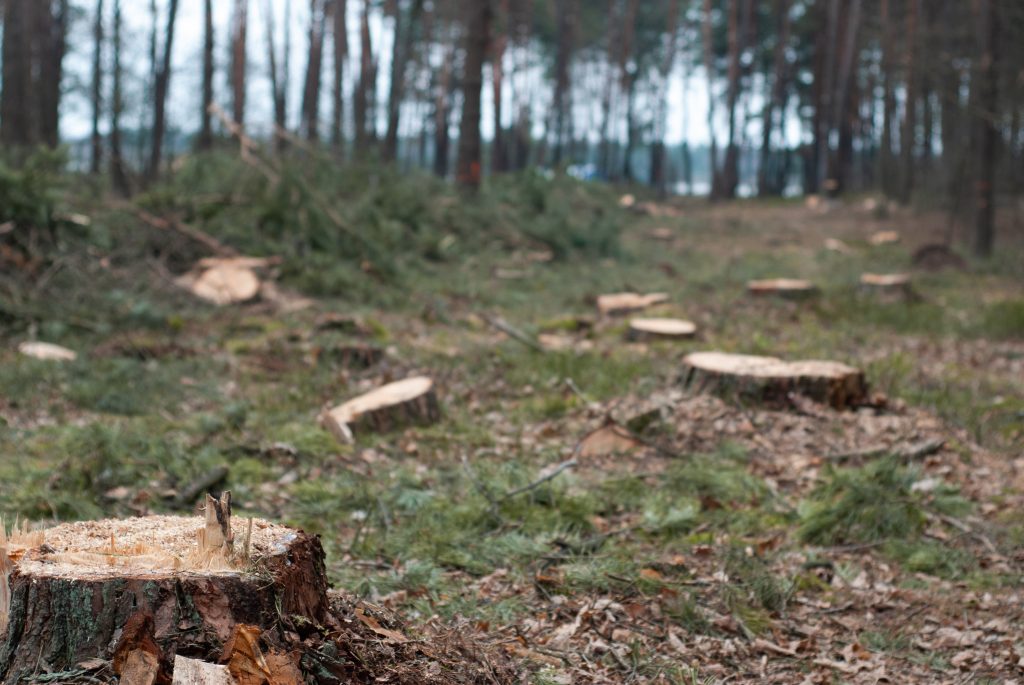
top-left (899, 0), bottom-right (920, 204)
top-left (230, 0), bottom-right (249, 128)
top-left (146, 0), bottom-right (180, 183)
top-left (91, 0), bottom-right (105, 173)
top-left (331, 0), bottom-right (348, 149)
top-left (301, 0), bottom-right (327, 141)
top-left (703, 0), bottom-right (720, 198)
top-left (109, 0), bottom-right (130, 195)
top-left (757, 0), bottom-right (790, 197)
top-left (354, 0), bottom-right (375, 155)
top-left (456, 0), bottom-right (491, 190)
top-left (973, 0), bottom-right (998, 257)
top-left (198, 0), bottom-right (214, 150)
top-left (0, 0), bottom-right (31, 146)
top-left (490, 0), bottom-right (510, 174)
top-left (384, 0), bottom-right (425, 162)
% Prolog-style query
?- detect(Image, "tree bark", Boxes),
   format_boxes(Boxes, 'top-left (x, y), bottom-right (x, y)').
top-left (879, 0), bottom-right (895, 198)
top-left (109, 0), bottom-right (130, 195)
top-left (551, 0), bottom-right (579, 166)
top-left (230, 0), bottom-right (249, 127)
top-left (757, 0), bottom-right (790, 196)
top-left (301, 0), bottom-right (328, 141)
top-left (331, 0), bottom-right (348, 148)
top-left (353, 0), bottom-right (377, 155)
top-left (490, 0), bottom-right (510, 174)
top-left (146, 0), bottom-right (180, 183)
top-left (198, 0), bottom-right (215, 150)
top-left (703, 0), bottom-right (720, 197)
top-left (455, 0), bottom-right (492, 190)
top-left (433, 41), bottom-right (455, 177)
top-left (650, 0), bottom-right (681, 196)
top-left (899, 0), bottom-right (920, 204)
top-left (91, 0), bottom-right (105, 173)
top-left (384, 0), bottom-right (425, 162)
top-left (973, 0), bottom-right (998, 257)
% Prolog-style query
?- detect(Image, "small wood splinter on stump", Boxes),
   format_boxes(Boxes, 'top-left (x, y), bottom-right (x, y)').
top-left (681, 351), bottom-right (868, 410)
top-left (322, 376), bottom-right (441, 444)
top-left (0, 507), bottom-right (328, 683)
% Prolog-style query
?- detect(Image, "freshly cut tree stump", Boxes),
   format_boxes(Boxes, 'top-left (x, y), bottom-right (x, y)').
top-left (747, 279), bottom-right (818, 300)
top-left (681, 351), bottom-right (868, 410)
top-left (190, 265), bottom-right (262, 306)
top-left (859, 273), bottom-right (913, 299)
top-left (627, 318), bottom-right (698, 342)
top-left (869, 230), bottom-right (900, 246)
top-left (323, 376), bottom-right (440, 442)
top-left (17, 341), bottom-right (77, 361)
top-left (596, 292), bottom-right (669, 317)
top-left (0, 501), bottom-right (328, 683)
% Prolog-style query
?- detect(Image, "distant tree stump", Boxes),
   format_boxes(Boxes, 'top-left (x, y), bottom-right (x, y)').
top-left (596, 292), bottom-right (669, 317)
top-left (868, 230), bottom-right (900, 246)
top-left (626, 318), bottom-right (698, 342)
top-left (322, 376), bottom-right (440, 442)
top-left (17, 341), bottom-right (77, 361)
top-left (859, 273), bottom-right (914, 300)
top-left (0, 503), bottom-right (327, 683)
top-left (316, 343), bottom-right (385, 369)
top-left (747, 279), bottom-right (818, 300)
top-left (681, 351), bottom-right (867, 410)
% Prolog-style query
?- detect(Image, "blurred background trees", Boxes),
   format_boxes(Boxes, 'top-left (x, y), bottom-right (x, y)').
top-left (0, 0), bottom-right (1022, 254)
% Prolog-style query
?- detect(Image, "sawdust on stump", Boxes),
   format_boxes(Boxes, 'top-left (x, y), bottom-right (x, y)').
top-left (681, 351), bottom-right (868, 410)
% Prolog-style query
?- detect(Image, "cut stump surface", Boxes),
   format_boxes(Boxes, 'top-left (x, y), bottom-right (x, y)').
top-left (747, 279), bottom-right (818, 300)
top-left (681, 351), bottom-right (867, 410)
top-left (627, 318), bottom-right (698, 342)
top-left (596, 292), bottom-right (669, 317)
top-left (323, 376), bottom-right (440, 442)
top-left (17, 341), bottom-right (77, 362)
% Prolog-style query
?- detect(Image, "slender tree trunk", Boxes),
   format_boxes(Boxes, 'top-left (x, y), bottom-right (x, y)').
top-left (147, 0), bottom-right (180, 183)
top-left (38, 0), bottom-right (68, 148)
top-left (899, 0), bottom-right (920, 204)
top-left (331, 0), bottom-right (348, 148)
top-left (618, 0), bottom-right (641, 181)
top-left (230, 0), bottom-right (248, 127)
top-left (551, 0), bottom-right (579, 165)
top-left (456, 0), bottom-right (492, 190)
top-left (879, 0), bottom-right (895, 197)
top-left (1, 0), bottom-right (31, 146)
top-left (721, 0), bottom-right (746, 198)
top-left (109, 0), bottom-right (130, 195)
top-left (301, 0), bottom-right (328, 141)
top-left (384, 0), bottom-right (425, 162)
top-left (973, 0), bottom-right (998, 257)
top-left (198, 0), bottom-right (215, 150)
top-left (650, 0), bottom-right (681, 196)
top-left (703, 0), bottom-right (720, 197)
top-left (490, 0), bottom-right (510, 174)
top-left (354, 0), bottom-right (375, 154)
top-left (758, 0), bottom-right (790, 196)
top-left (814, 0), bottom-right (839, 194)
top-left (829, 0), bottom-right (862, 194)
top-left (91, 0), bottom-right (105, 172)
top-left (597, 0), bottom-right (618, 179)
top-left (433, 42), bottom-right (455, 178)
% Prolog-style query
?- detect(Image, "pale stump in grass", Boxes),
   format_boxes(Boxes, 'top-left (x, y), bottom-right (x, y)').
top-left (322, 376), bottom-right (440, 443)
top-left (0, 506), bottom-right (327, 682)
top-left (596, 292), bottom-right (669, 317)
top-left (681, 351), bottom-right (867, 410)
top-left (746, 279), bottom-right (818, 300)
top-left (859, 273), bottom-right (914, 300)
top-left (626, 318), bottom-right (697, 342)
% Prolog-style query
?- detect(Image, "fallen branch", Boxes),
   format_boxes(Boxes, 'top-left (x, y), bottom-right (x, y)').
top-left (497, 460), bottom-right (577, 504)
top-left (825, 438), bottom-right (945, 463)
top-left (482, 314), bottom-right (546, 353)
top-left (127, 205), bottom-right (237, 257)
top-left (173, 465), bottom-right (230, 507)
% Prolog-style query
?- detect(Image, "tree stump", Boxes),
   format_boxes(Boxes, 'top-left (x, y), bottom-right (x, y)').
top-left (322, 376), bottom-right (440, 443)
top-left (680, 351), bottom-right (867, 410)
top-left (315, 343), bottom-right (385, 369)
top-left (626, 318), bottom-right (697, 342)
top-left (596, 292), bottom-right (669, 317)
top-left (0, 500), bottom-right (328, 683)
top-left (17, 341), bottom-right (77, 362)
top-left (747, 279), bottom-right (818, 300)
top-left (859, 273), bottom-right (913, 299)
top-left (869, 230), bottom-right (900, 246)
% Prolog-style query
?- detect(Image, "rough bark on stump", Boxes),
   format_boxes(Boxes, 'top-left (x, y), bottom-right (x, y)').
top-left (681, 351), bottom-right (867, 410)
top-left (626, 318), bottom-right (697, 342)
top-left (0, 514), bottom-right (327, 683)
top-left (746, 279), bottom-right (818, 300)
top-left (322, 376), bottom-right (440, 443)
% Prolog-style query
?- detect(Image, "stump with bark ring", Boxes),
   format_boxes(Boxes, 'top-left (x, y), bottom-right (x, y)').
top-left (323, 376), bottom-right (441, 443)
top-left (626, 318), bottom-right (698, 342)
top-left (0, 502), bottom-right (327, 682)
top-left (680, 351), bottom-right (867, 410)
top-left (746, 279), bottom-right (818, 300)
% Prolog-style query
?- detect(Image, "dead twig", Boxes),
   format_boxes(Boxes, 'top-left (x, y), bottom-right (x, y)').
top-left (125, 204), bottom-right (238, 257)
top-left (825, 437), bottom-right (945, 463)
top-left (496, 460), bottom-right (578, 504)
top-left (482, 313), bottom-right (546, 353)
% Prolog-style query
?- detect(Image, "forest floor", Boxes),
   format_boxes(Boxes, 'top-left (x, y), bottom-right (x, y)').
top-left (2, 193), bottom-right (1024, 684)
